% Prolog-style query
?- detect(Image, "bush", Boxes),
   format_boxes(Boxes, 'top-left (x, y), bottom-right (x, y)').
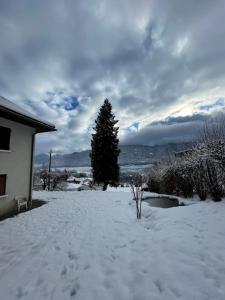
top-left (146, 118), bottom-right (225, 202)
top-left (147, 178), bottom-right (161, 193)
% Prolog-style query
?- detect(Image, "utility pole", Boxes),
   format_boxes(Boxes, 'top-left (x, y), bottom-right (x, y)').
top-left (48, 149), bottom-right (52, 191)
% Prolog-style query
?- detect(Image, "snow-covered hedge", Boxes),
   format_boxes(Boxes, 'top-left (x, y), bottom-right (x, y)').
top-left (147, 119), bottom-right (225, 202)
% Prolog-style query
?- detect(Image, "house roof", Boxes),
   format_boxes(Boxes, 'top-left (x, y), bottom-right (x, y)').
top-left (0, 96), bottom-right (56, 133)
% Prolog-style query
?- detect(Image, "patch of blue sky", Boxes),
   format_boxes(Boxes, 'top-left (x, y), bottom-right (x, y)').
top-left (125, 121), bottom-right (140, 132)
top-left (200, 98), bottom-right (225, 111)
top-left (43, 94), bottom-right (80, 111)
top-left (64, 96), bottom-right (80, 111)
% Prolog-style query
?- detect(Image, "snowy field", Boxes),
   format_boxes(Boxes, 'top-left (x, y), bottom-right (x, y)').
top-left (0, 190), bottom-right (225, 300)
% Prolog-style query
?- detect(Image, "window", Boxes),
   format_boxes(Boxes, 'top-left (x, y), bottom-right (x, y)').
top-left (0, 126), bottom-right (11, 150)
top-left (0, 175), bottom-right (6, 196)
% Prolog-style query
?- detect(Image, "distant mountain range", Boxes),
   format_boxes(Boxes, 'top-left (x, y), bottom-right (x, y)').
top-left (35, 142), bottom-right (193, 168)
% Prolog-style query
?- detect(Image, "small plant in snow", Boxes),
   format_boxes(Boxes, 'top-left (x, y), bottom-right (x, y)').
top-left (130, 174), bottom-right (144, 219)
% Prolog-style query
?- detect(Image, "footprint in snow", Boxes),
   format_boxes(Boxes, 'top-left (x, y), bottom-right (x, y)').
top-left (70, 283), bottom-right (80, 297)
top-left (68, 251), bottom-right (78, 261)
top-left (114, 220), bottom-right (124, 224)
top-left (61, 266), bottom-right (67, 276)
top-left (111, 254), bottom-right (118, 260)
top-left (36, 277), bottom-right (44, 287)
top-left (105, 268), bottom-right (115, 275)
top-left (104, 278), bottom-right (113, 289)
top-left (115, 244), bottom-right (127, 249)
top-left (16, 287), bottom-right (27, 299)
top-left (154, 279), bottom-right (163, 293)
top-left (169, 286), bottom-right (181, 298)
top-left (83, 264), bottom-right (90, 270)
top-left (31, 244), bottom-right (40, 252)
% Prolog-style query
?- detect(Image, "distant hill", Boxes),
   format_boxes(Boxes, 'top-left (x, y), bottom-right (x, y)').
top-left (35, 142), bottom-right (193, 168)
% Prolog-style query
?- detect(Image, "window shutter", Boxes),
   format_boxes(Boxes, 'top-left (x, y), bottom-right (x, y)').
top-left (0, 175), bottom-right (6, 196)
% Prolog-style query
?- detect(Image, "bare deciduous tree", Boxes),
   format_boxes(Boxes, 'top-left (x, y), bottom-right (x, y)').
top-left (130, 174), bottom-right (144, 219)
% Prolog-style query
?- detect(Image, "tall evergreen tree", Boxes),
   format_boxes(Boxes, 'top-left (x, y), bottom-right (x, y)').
top-left (90, 99), bottom-right (120, 190)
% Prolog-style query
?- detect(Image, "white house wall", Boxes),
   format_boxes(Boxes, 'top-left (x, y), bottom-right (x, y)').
top-left (0, 117), bottom-right (35, 217)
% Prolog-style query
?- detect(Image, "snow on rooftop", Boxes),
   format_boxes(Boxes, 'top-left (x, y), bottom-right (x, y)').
top-left (0, 95), bottom-right (55, 128)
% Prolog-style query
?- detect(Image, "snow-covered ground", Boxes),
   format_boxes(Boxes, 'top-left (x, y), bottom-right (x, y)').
top-left (0, 190), bottom-right (225, 300)
top-left (65, 183), bottom-right (82, 190)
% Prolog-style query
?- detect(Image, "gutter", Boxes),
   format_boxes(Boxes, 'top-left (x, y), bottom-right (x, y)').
top-left (29, 132), bottom-right (36, 208)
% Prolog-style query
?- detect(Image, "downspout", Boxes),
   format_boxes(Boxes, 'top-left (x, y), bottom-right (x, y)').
top-left (29, 132), bottom-right (36, 209)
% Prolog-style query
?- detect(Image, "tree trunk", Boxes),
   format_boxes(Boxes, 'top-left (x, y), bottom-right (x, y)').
top-left (139, 200), bottom-right (142, 219)
top-left (136, 200), bottom-right (140, 219)
top-left (103, 183), bottom-right (108, 191)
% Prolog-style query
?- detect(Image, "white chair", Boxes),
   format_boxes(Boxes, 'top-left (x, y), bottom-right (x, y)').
top-left (15, 196), bottom-right (28, 213)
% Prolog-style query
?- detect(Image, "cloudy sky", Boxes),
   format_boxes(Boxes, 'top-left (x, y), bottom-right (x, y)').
top-left (1, 0), bottom-right (225, 153)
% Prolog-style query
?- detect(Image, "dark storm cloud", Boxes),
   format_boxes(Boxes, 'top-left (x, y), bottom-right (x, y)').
top-left (1, 0), bottom-right (225, 153)
top-left (122, 121), bottom-right (201, 146)
top-left (122, 110), bottom-right (225, 146)
top-left (151, 114), bottom-right (208, 126)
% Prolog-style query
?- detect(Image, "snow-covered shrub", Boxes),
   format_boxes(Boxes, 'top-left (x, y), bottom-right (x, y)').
top-left (146, 118), bottom-right (225, 201)
top-left (161, 159), bottom-right (194, 198)
top-left (34, 169), bottom-right (71, 191)
top-left (174, 159), bottom-right (194, 198)
top-left (39, 169), bottom-right (48, 190)
top-left (147, 164), bottom-right (163, 193)
top-left (195, 120), bottom-right (225, 201)
top-left (147, 177), bottom-right (161, 193)
top-left (178, 119), bottom-right (225, 201)
top-left (162, 166), bottom-right (177, 195)
top-left (205, 159), bottom-right (223, 201)
top-left (194, 144), bottom-right (224, 201)
top-left (185, 151), bottom-right (208, 200)
top-left (147, 157), bottom-right (195, 198)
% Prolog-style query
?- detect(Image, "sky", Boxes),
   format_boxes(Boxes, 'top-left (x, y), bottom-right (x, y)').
top-left (1, 0), bottom-right (225, 154)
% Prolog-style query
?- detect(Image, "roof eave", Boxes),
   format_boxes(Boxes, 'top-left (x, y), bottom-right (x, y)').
top-left (0, 106), bottom-right (56, 133)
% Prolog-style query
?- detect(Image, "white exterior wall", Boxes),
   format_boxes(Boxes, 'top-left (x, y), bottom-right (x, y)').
top-left (0, 117), bottom-right (35, 217)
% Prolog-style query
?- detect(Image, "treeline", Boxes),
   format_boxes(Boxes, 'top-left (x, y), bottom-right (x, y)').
top-left (147, 119), bottom-right (225, 201)
top-left (33, 169), bottom-right (88, 191)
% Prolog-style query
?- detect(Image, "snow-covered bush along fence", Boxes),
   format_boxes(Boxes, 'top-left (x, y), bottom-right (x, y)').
top-left (147, 118), bottom-right (225, 202)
